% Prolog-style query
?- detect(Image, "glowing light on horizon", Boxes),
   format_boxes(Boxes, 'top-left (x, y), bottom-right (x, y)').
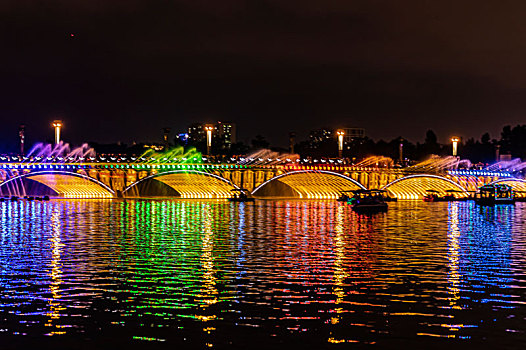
top-left (205, 125), bottom-right (213, 156)
top-left (451, 137), bottom-right (460, 157)
top-left (52, 120), bottom-right (62, 145)
top-left (336, 130), bottom-right (345, 158)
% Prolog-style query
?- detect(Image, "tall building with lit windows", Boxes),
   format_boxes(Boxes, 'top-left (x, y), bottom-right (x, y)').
top-left (342, 127), bottom-right (365, 143)
top-left (308, 128), bottom-right (333, 148)
top-left (216, 121), bottom-right (236, 149)
top-left (185, 121), bottom-right (237, 149)
top-left (187, 123), bottom-right (207, 143)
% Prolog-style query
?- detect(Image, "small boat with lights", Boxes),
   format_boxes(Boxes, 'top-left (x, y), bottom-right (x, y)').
top-left (474, 184), bottom-right (515, 205)
top-left (228, 189), bottom-right (255, 202)
top-left (442, 189), bottom-right (468, 201)
top-left (337, 190), bottom-right (355, 202)
top-left (424, 189), bottom-right (467, 202)
top-left (423, 189), bottom-right (440, 202)
top-left (350, 190), bottom-right (388, 213)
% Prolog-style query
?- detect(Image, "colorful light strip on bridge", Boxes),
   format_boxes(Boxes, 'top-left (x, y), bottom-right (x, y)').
top-left (447, 170), bottom-right (512, 177)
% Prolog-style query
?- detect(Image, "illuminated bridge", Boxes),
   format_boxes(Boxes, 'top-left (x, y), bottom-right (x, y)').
top-left (1, 156), bottom-right (524, 200)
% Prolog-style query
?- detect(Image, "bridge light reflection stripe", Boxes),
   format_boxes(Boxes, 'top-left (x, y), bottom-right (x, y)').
top-left (27, 174), bottom-right (113, 198)
top-left (0, 171), bottom-right (114, 198)
top-left (155, 174), bottom-right (234, 198)
top-left (382, 174), bottom-right (468, 200)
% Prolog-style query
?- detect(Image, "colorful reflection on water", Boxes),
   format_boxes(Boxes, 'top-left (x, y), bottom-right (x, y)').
top-left (0, 199), bottom-right (525, 348)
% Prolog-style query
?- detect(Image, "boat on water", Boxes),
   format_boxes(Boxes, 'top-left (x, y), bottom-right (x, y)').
top-left (423, 189), bottom-right (467, 202)
top-left (442, 189), bottom-right (468, 201)
top-left (380, 190), bottom-right (398, 202)
top-left (228, 189), bottom-right (255, 202)
top-left (350, 189), bottom-right (388, 213)
top-left (336, 190), bottom-right (355, 202)
top-left (474, 184), bottom-right (515, 205)
top-left (341, 189), bottom-right (396, 204)
top-left (423, 189), bottom-right (440, 202)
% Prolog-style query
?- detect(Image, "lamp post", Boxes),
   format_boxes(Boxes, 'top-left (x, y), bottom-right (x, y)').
top-left (19, 124), bottom-right (25, 156)
top-left (399, 137), bottom-right (404, 163)
top-left (52, 120), bottom-right (63, 145)
top-left (336, 130), bottom-right (345, 158)
top-left (205, 125), bottom-right (214, 156)
top-left (451, 136), bottom-right (460, 157)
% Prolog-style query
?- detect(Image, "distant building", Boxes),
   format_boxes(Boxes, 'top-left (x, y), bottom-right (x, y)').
top-left (307, 127), bottom-right (365, 149)
top-left (342, 127), bottom-right (365, 143)
top-left (216, 121), bottom-right (236, 149)
top-left (187, 123), bottom-right (207, 143)
top-left (186, 121), bottom-right (237, 149)
top-left (308, 128), bottom-right (333, 148)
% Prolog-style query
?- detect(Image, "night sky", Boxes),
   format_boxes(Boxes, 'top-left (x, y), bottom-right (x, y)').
top-left (2, 0), bottom-right (526, 150)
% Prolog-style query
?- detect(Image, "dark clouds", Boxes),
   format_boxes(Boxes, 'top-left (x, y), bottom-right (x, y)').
top-left (1, 0), bottom-right (526, 149)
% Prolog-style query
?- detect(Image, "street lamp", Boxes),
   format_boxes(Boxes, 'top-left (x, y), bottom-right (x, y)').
top-left (451, 136), bottom-right (460, 157)
top-left (336, 130), bottom-right (345, 158)
top-left (205, 125), bottom-right (214, 156)
top-left (52, 120), bottom-right (63, 145)
top-left (399, 137), bottom-right (404, 163)
top-left (19, 124), bottom-right (25, 156)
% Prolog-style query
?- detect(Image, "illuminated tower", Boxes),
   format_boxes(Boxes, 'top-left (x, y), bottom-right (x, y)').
top-left (52, 120), bottom-right (63, 145)
top-left (19, 124), bottom-right (25, 156)
top-left (451, 136), bottom-right (460, 157)
top-left (205, 125), bottom-right (214, 156)
top-left (336, 130), bottom-right (345, 158)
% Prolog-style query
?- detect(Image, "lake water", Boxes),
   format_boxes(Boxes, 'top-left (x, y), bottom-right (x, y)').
top-left (0, 199), bottom-right (525, 349)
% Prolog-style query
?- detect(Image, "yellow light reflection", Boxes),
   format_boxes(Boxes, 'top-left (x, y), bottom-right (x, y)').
top-left (447, 203), bottom-right (462, 311)
top-left (330, 205), bottom-right (346, 326)
top-left (45, 207), bottom-right (66, 335)
top-left (195, 205), bottom-right (218, 346)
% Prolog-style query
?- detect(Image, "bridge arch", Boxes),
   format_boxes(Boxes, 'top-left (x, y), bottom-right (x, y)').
top-left (251, 170), bottom-right (366, 199)
top-left (0, 170), bottom-right (114, 198)
top-left (124, 170), bottom-right (238, 198)
top-left (382, 174), bottom-right (468, 200)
